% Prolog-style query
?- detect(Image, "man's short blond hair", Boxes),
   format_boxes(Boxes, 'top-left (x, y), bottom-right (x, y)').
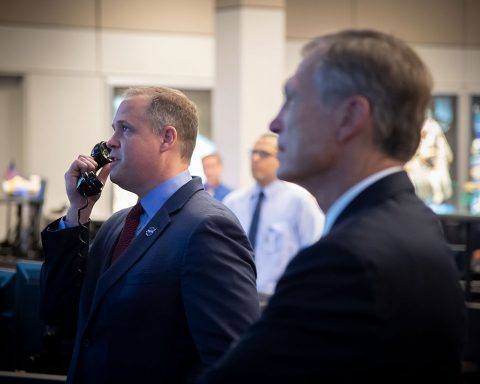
top-left (123, 87), bottom-right (198, 162)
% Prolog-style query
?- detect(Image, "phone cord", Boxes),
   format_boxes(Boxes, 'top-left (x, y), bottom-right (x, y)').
top-left (75, 197), bottom-right (90, 288)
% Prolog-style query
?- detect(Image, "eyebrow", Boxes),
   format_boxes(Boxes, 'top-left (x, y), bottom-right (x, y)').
top-left (112, 119), bottom-right (129, 129)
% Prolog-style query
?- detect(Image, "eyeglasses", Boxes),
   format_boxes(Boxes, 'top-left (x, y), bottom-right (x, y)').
top-left (250, 149), bottom-right (276, 159)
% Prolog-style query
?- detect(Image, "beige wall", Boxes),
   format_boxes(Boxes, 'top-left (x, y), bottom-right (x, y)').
top-left (0, 77), bottom-right (23, 239)
top-left (0, 0), bottom-right (96, 28)
top-left (0, 0), bottom-right (478, 46)
top-left (0, 0), bottom-right (214, 34)
top-left (286, 0), bottom-right (480, 47)
top-left (100, 0), bottom-right (214, 34)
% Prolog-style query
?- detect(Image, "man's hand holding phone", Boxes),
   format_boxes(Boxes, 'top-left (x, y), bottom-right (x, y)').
top-left (64, 142), bottom-right (112, 226)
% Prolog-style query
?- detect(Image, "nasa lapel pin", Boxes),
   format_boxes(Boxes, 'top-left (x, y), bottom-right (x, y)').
top-left (145, 226), bottom-right (157, 237)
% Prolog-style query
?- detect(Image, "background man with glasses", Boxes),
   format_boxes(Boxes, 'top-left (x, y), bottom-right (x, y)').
top-left (223, 133), bottom-right (324, 302)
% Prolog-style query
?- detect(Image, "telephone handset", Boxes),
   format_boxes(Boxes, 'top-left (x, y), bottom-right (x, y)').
top-left (76, 141), bottom-right (112, 197)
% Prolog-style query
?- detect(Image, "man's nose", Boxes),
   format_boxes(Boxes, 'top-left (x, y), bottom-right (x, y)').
top-left (269, 116), bottom-right (281, 133)
top-left (106, 132), bottom-right (119, 148)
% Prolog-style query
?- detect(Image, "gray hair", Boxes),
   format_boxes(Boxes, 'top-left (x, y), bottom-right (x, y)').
top-left (303, 29), bottom-right (433, 161)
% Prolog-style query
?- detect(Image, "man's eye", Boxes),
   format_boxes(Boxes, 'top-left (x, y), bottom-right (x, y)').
top-left (122, 125), bottom-right (131, 132)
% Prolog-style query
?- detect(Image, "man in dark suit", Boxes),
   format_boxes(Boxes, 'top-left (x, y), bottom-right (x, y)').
top-left (40, 87), bottom-right (260, 383)
top-left (199, 30), bottom-right (466, 383)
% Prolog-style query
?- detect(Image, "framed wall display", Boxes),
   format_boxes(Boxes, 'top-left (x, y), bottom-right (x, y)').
top-left (467, 96), bottom-right (480, 214)
top-left (432, 95), bottom-right (457, 186)
top-left (406, 95), bottom-right (457, 213)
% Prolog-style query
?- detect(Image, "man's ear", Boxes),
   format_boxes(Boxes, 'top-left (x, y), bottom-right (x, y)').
top-left (160, 126), bottom-right (178, 151)
top-left (334, 96), bottom-right (371, 142)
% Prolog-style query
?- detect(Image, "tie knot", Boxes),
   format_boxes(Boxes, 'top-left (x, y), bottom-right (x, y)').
top-left (128, 202), bottom-right (144, 220)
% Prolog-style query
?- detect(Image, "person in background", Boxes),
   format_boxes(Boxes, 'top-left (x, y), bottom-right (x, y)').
top-left (199, 29), bottom-right (465, 383)
top-left (40, 87), bottom-right (260, 384)
top-left (201, 153), bottom-right (232, 201)
top-left (223, 133), bottom-right (324, 302)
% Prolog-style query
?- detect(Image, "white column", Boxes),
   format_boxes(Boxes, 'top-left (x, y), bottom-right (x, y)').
top-left (214, 0), bottom-right (285, 188)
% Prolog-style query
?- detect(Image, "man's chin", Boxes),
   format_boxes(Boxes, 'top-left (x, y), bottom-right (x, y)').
top-left (276, 168), bottom-right (295, 182)
top-left (109, 173), bottom-right (122, 187)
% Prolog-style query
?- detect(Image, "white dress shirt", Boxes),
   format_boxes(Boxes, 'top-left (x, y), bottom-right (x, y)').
top-left (224, 180), bottom-right (324, 295)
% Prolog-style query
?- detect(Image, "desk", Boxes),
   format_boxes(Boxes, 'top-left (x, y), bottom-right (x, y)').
top-left (0, 190), bottom-right (45, 258)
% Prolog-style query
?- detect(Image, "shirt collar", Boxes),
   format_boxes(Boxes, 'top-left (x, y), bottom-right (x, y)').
top-left (140, 170), bottom-right (192, 219)
top-left (322, 166), bottom-right (403, 236)
top-left (252, 179), bottom-right (282, 200)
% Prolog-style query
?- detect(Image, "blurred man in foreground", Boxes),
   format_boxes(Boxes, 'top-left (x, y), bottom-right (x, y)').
top-left (199, 29), bottom-right (465, 383)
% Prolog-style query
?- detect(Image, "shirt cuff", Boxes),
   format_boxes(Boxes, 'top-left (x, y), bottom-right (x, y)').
top-left (58, 216), bottom-right (75, 230)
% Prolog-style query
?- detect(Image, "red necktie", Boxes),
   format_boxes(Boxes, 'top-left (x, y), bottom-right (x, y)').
top-left (111, 202), bottom-right (144, 264)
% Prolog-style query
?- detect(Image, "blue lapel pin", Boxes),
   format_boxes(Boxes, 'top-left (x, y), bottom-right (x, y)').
top-left (145, 227), bottom-right (157, 237)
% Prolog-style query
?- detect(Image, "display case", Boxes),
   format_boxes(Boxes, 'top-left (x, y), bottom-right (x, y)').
top-left (406, 95), bottom-right (457, 213)
top-left (467, 96), bottom-right (480, 214)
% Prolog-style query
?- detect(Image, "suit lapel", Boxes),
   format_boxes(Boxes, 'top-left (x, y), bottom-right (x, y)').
top-left (80, 177), bottom-right (204, 335)
top-left (99, 223), bottom-right (124, 273)
top-left (332, 171), bottom-right (415, 230)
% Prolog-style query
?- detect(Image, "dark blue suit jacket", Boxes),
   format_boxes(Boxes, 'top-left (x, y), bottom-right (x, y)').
top-left (40, 178), bottom-right (260, 383)
top-left (199, 171), bottom-right (466, 383)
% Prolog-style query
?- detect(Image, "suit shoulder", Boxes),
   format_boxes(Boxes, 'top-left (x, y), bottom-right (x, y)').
top-left (183, 189), bottom-right (242, 222)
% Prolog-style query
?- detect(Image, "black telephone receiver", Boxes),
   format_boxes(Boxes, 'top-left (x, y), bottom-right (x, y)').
top-left (76, 141), bottom-right (112, 197)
